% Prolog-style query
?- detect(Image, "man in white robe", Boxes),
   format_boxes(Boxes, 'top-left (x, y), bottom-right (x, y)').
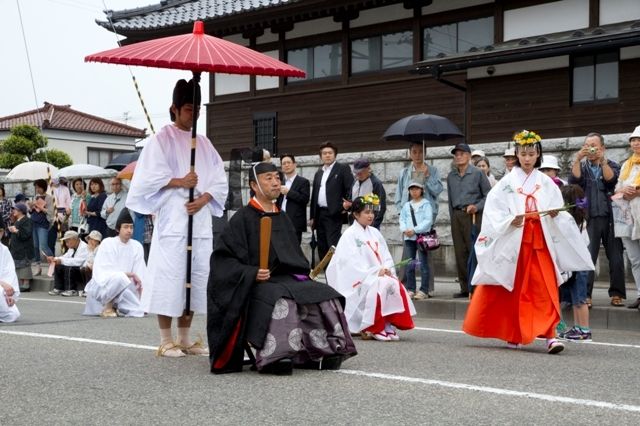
top-left (83, 209), bottom-right (145, 318)
top-left (0, 244), bottom-right (20, 323)
top-left (126, 78), bottom-right (228, 357)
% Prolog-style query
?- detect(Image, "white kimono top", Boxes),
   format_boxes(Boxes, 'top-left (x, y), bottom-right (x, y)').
top-left (0, 244), bottom-right (20, 322)
top-left (326, 222), bottom-right (415, 332)
top-left (126, 124), bottom-right (228, 239)
top-left (92, 236), bottom-right (147, 289)
top-left (471, 167), bottom-right (594, 291)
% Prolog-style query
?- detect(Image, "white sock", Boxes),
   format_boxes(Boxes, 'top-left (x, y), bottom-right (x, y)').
top-left (177, 327), bottom-right (191, 346)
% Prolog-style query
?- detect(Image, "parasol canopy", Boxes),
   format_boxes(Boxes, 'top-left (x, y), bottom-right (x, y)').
top-left (117, 161), bottom-right (137, 180)
top-left (85, 21), bottom-right (305, 78)
top-left (2, 161), bottom-right (58, 182)
top-left (383, 113), bottom-right (464, 146)
top-left (105, 151), bottom-right (140, 171)
top-left (55, 164), bottom-right (117, 179)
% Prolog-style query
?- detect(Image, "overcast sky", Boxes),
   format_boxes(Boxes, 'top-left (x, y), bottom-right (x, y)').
top-left (0, 0), bottom-right (208, 135)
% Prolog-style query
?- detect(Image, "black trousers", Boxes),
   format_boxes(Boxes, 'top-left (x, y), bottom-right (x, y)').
top-left (450, 209), bottom-right (483, 293)
top-left (587, 216), bottom-right (626, 298)
top-left (53, 264), bottom-right (83, 291)
top-left (315, 208), bottom-right (343, 262)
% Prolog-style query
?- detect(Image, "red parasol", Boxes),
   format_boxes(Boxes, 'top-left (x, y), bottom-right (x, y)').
top-left (116, 161), bottom-right (137, 180)
top-left (85, 21), bottom-right (305, 315)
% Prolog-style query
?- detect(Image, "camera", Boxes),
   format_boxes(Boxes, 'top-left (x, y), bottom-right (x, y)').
top-left (588, 147), bottom-right (597, 154)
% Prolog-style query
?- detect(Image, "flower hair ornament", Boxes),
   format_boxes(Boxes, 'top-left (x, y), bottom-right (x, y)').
top-left (352, 193), bottom-right (380, 212)
top-left (513, 130), bottom-right (542, 146)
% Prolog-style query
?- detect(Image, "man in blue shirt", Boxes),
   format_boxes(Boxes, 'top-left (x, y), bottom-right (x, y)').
top-left (569, 132), bottom-right (625, 307)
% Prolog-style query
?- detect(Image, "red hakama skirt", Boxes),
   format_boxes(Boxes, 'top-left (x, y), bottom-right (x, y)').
top-left (462, 216), bottom-right (560, 345)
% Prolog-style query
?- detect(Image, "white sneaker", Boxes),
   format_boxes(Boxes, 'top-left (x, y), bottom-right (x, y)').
top-left (413, 291), bottom-right (428, 301)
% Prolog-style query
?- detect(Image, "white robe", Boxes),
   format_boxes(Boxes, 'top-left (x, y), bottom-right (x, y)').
top-left (0, 244), bottom-right (20, 323)
top-left (471, 167), bottom-right (594, 291)
top-left (326, 223), bottom-right (416, 333)
top-left (83, 236), bottom-right (146, 317)
top-left (126, 124), bottom-right (228, 317)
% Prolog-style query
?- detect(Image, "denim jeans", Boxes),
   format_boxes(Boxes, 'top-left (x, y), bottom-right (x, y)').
top-left (562, 271), bottom-right (589, 307)
top-left (33, 226), bottom-right (52, 261)
top-left (404, 239), bottom-right (430, 293)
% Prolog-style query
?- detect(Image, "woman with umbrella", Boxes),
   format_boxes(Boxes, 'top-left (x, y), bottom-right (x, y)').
top-left (462, 131), bottom-right (594, 354)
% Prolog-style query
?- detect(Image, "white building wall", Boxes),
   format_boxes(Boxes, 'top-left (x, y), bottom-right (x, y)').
top-left (600, 0), bottom-right (640, 25)
top-left (504, 0), bottom-right (589, 41)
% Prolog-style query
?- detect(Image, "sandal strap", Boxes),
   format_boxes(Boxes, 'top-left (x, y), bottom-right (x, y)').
top-left (156, 342), bottom-right (185, 357)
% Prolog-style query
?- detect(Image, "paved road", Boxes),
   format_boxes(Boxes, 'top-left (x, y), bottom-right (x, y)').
top-left (2, 294), bottom-right (640, 425)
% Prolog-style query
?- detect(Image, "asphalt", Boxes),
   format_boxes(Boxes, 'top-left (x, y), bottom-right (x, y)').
top-left (2, 295), bottom-right (640, 425)
top-left (27, 271), bottom-right (640, 331)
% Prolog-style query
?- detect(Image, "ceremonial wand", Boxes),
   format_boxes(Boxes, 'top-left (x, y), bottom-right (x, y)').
top-left (184, 72), bottom-right (201, 317)
top-left (309, 245), bottom-right (336, 280)
top-left (260, 216), bottom-right (272, 272)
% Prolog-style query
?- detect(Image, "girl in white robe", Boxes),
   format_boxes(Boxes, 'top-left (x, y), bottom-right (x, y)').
top-left (327, 195), bottom-right (415, 341)
top-left (0, 244), bottom-right (20, 323)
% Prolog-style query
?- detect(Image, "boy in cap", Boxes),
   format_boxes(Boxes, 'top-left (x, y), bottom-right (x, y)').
top-left (47, 230), bottom-right (89, 297)
top-left (127, 78), bottom-right (228, 357)
top-left (83, 209), bottom-right (145, 318)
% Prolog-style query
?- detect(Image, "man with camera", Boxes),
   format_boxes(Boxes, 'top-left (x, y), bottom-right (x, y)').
top-left (569, 132), bottom-right (626, 307)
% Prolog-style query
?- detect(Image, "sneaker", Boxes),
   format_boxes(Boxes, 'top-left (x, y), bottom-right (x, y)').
top-left (556, 320), bottom-right (568, 337)
top-left (61, 290), bottom-right (78, 297)
top-left (506, 342), bottom-right (522, 350)
top-left (547, 338), bottom-right (565, 354)
top-left (79, 291), bottom-right (87, 298)
top-left (563, 327), bottom-right (592, 342)
top-left (413, 290), bottom-right (428, 301)
top-left (48, 289), bottom-right (62, 296)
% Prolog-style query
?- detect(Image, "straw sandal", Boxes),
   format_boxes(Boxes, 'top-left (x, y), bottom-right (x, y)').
top-left (177, 336), bottom-right (209, 356)
top-left (100, 308), bottom-right (117, 318)
top-left (156, 342), bottom-right (186, 358)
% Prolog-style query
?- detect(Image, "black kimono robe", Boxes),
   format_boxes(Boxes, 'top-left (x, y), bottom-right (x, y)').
top-left (207, 203), bottom-right (345, 373)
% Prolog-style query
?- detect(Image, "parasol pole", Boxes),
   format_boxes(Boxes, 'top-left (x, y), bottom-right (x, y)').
top-left (184, 71), bottom-right (201, 317)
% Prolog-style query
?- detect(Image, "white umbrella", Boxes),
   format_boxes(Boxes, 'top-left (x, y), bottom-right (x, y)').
top-left (3, 161), bottom-right (58, 182)
top-left (55, 164), bottom-right (117, 179)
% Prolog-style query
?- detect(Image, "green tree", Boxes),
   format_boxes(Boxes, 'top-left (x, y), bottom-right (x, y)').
top-left (33, 149), bottom-right (73, 169)
top-left (10, 124), bottom-right (48, 150)
top-left (0, 124), bottom-right (63, 169)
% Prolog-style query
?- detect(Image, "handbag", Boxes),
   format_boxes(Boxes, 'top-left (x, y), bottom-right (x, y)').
top-left (410, 204), bottom-right (440, 252)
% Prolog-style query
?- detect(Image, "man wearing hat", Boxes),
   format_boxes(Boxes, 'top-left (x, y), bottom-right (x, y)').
top-left (346, 157), bottom-right (386, 229)
top-left (47, 230), bottom-right (89, 297)
top-left (127, 78), bottom-right (228, 357)
top-left (447, 143), bottom-right (492, 298)
top-left (539, 155), bottom-right (566, 187)
top-left (208, 162), bottom-right (356, 374)
top-left (83, 209), bottom-right (145, 318)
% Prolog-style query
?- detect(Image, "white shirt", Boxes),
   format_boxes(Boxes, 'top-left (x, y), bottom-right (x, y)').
top-left (317, 162), bottom-right (336, 208)
top-left (281, 173), bottom-right (297, 212)
top-left (59, 240), bottom-right (89, 267)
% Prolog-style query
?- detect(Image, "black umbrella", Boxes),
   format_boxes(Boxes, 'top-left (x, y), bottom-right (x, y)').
top-left (105, 151), bottom-right (140, 171)
top-left (383, 113), bottom-right (464, 146)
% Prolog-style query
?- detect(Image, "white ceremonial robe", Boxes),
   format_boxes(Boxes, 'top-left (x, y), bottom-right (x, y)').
top-left (0, 244), bottom-right (20, 323)
top-left (326, 222), bottom-right (416, 333)
top-left (471, 167), bottom-right (594, 291)
top-left (83, 237), bottom-right (146, 317)
top-left (126, 124), bottom-right (228, 317)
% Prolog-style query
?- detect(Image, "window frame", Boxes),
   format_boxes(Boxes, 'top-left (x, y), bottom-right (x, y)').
top-left (570, 50), bottom-right (620, 106)
top-left (253, 112), bottom-right (278, 156)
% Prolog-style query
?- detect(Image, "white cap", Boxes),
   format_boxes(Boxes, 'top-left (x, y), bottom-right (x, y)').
top-left (471, 149), bottom-right (485, 158)
top-left (539, 155), bottom-right (560, 170)
top-left (503, 147), bottom-right (516, 157)
top-left (630, 125), bottom-right (640, 140)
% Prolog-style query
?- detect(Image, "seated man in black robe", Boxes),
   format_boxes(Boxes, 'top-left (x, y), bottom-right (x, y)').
top-left (207, 162), bottom-right (357, 375)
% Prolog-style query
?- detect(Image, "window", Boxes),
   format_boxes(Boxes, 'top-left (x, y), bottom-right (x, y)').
top-left (572, 52), bottom-right (619, 103)
top-left (423, 16), bottom-right (493, 59)
top-left (87, 148), bottom-right (130, 167)
top-left (287, 43), bottom-right (342, 81)
top-left (352, 31), bottom-right (413, 73)
top-left (253, 112), bottom-right (277, 155)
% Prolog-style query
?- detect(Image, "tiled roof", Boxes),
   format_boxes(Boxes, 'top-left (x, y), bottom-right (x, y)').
top-left (0, 102), bottom-right (147, 138)
top-left (99, 0), bottom-right (299, 32)
top-left (414, 20), bottom-right (640, 73)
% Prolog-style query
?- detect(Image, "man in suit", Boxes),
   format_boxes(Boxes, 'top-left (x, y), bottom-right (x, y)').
top-left (310, 142), bottom-right (354, 261)
top-left (279, 154), bottom-right (310, 244)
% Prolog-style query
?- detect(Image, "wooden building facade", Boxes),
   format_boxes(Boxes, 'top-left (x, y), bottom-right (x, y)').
top-left (101, 0), bottom-right (640, 159)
